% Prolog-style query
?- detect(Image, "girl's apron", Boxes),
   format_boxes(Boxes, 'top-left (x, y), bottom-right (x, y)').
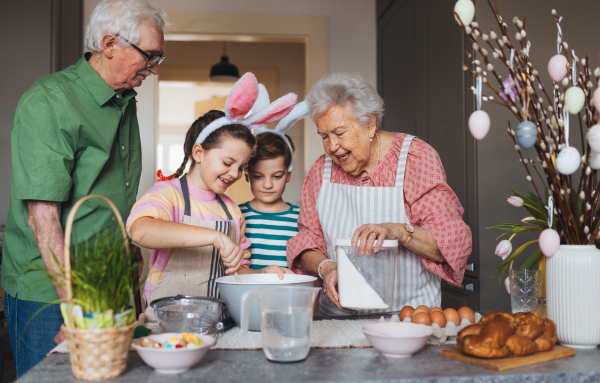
top-left (315, 134), bottom-right (441, 316)
top-left (144, 175), bottom-right (237, 320)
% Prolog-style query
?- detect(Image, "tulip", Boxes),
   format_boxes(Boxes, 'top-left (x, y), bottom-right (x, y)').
top-left (521, 216), bottom-right (535, 223)
top-left (495, 240), bottom-right (512, 260)
top-left (507, 196), bottom-right (524, 207)
top-left (504, 277), bottom-right (511, 294)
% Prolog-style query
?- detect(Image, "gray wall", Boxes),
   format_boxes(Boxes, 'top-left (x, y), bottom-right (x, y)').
top-left (0, 0), bottom-right (82, 225)
top-left (475, 0), bottom-right (600, 311)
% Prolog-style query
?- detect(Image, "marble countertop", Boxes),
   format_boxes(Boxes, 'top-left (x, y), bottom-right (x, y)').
top-left (17, 344), bottom-right (600, 382)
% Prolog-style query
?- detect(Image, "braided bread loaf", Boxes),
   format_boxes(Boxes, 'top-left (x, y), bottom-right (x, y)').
top-left (456, 311), bottom-right (558, 358)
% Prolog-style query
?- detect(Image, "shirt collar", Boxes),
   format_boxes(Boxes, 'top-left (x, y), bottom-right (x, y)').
top-left (75, 52), bottom-right (137, 106)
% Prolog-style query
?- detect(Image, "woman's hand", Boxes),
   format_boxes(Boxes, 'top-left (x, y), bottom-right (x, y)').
top-left (321, 261), bottom-right (342, 309)
top-left (262, 265), bottom-right (295, 280)
top-left (352, 223), bottom-right (404, 256)
top-left (214, 234), bottom-right (244, 274)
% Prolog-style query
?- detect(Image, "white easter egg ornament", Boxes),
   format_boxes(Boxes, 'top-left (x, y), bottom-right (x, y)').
top-left (589, 150), bottom-right (600, 170)
top-left (539, 228), bottom-right (560, 257)
top-left (587, 125), bottom-right (600, 153)
top-left (556, 146), bottom-right (581, 175)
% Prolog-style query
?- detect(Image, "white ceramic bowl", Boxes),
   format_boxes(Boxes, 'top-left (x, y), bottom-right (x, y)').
top-left (216, 274), bottom-right (317, 331)
top-left (132, 333), bottom-right (215, 374)
top-left (361, 322), bottom-right (433, 358)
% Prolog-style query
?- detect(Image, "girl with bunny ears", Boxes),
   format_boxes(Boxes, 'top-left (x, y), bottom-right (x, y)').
top-left (126, 73), bottom-right (298, 314)
top-left (240, 85), bottom-right (309, 272)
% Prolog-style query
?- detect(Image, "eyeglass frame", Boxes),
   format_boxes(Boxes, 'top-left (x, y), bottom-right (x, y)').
top-left (114, 33), bottom-right (165, 68)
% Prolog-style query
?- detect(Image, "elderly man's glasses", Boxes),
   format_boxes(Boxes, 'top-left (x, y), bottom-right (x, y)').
top-left (115, 34), bottom-right (165, 68)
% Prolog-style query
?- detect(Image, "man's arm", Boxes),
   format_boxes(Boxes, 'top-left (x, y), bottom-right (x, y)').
top-left (27, 200), bottom-right (66, 300)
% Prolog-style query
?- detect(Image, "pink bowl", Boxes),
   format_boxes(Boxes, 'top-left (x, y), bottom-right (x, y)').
top-left (361, 322), bottom-right (432, 358)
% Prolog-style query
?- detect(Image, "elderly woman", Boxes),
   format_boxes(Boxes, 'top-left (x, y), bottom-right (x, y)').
top-left (288, 73), bottom-right (472, 316)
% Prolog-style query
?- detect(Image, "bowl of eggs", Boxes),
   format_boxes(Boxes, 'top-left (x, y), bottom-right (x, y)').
top-left (362, 322), bottom-right (433, 358)
top-left (399, 305), bottom-right (479, 343)
top-left (132, 332), bottom-right (215, 374)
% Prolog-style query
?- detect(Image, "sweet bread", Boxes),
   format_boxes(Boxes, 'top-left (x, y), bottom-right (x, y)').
top-left (457, 311), bottom-right (557, 358)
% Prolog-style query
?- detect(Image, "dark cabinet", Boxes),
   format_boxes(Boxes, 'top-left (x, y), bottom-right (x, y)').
top-left (377, 0), bottom-right (479, 310)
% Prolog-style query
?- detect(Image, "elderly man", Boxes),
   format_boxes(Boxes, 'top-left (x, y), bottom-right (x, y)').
top-left (2, 0), bottom-right (166, 376)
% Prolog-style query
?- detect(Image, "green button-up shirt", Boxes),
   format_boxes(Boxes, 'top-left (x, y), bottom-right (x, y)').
top-left (2, 53), bottom-right (142, 303)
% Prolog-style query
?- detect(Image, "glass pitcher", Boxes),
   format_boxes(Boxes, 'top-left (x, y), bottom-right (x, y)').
top-left (240, 286), bottom-right (320, 362)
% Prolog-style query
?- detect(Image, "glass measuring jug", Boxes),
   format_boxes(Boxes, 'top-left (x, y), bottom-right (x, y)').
top-left (240, 286), bottom-right (320, 362)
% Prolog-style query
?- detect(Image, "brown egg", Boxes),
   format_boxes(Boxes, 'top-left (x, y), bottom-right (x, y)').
top-left (411, 312), bottom-right (432, 326)
top-left (415, 305), bottom-right (430, 313)
top-left (443, 308), bottom-right (460, 326)
top-left (458, 306), bottom-right (475, 323)
top-left (399, 306), bottom-right (414, 320)
top-left (430, 307), bottom-right (443, 313)
top-left (413, 308), bottom-right (428, 316)
top-left (430, 311), bottom-right (447, 328)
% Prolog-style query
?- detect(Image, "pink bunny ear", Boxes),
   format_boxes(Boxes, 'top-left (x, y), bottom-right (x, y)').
top-left (225, 73), bottom-right (259, 119)
top-left (247, 93), bottom-right (297, 126)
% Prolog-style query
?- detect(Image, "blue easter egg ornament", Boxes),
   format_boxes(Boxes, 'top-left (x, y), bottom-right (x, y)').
top-left (516, 121), bottom-right (537, 149)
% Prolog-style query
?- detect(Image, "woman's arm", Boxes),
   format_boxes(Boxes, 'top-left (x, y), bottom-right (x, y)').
top-left (352, 223), bottom-right (444, 262)
top-left (298, 250), bottom-right (341, 308)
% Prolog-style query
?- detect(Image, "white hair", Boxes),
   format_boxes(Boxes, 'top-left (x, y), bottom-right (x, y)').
top-left (305, 72), bottom-right (385, 128)
top-left (85, 0), bottom-right (167, 53)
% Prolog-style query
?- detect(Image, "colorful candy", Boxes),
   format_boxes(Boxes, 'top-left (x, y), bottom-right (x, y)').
top-left (140, 333), bottom-right (203, 350)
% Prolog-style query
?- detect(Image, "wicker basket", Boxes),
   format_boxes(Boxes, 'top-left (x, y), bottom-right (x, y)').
top-left (61, 194), bottom-right (135, 381)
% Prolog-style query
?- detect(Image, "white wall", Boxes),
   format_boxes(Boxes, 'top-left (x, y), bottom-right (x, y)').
top-left (84, 0), bottom-right (377, 86)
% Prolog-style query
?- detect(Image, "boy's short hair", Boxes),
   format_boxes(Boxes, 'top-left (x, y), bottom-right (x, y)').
top-left (247, 132), bottom-right (295, 173)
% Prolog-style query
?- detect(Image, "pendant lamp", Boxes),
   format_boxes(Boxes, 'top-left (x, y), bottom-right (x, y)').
top-left (209, 42), bottom-right (240, 82)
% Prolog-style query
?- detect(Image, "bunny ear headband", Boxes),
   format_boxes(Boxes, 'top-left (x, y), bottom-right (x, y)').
top-left (195, 72), bottom-right (298, 146)
top-left (252, 85), bottom-right (310, 172)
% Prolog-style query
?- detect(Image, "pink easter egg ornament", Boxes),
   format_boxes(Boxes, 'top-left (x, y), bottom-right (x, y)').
top-left (547, 54), bottom-right (568, 83)
top-left (539, 228), bottom-right (560, 257)
top-left (468, 110), bottom-right (490, 140)
top-left (594, 87), bottom-right (600, 112)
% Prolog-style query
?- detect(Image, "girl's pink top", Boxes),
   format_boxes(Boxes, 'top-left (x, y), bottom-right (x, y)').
top-left (287, 133), bottom-right (472, 286)
top-left (127, 178), bottom-right (251, 298)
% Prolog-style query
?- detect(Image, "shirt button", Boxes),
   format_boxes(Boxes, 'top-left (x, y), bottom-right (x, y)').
top-left (116, 94), bottom-right (121, 99)
top-left (126, 181), bottom-right (129, 187)
top-left (122, 146), bottom-right (125, 151)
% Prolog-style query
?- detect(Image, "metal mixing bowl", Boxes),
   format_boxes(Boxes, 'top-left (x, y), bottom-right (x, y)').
top-left (151, 295), bottom-right (225, 334)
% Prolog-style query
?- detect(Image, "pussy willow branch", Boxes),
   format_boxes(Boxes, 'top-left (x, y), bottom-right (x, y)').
top-left (459, 1), bottom-right (600, 244)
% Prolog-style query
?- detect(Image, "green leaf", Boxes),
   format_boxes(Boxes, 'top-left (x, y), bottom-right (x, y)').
top-left (519, 248), bottom-right (544, 270)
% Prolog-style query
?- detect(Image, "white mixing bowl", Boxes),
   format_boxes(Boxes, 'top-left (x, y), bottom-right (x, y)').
top-left (216, 274), bottom-right (317, 331)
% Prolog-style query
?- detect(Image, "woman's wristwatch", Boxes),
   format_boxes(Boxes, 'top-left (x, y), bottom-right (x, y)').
top-left (401, 223), bottom-right (414, 245)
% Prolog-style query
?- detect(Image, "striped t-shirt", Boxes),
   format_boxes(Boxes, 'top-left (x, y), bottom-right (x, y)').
top-left (239, 202), bottom-right (300, 269)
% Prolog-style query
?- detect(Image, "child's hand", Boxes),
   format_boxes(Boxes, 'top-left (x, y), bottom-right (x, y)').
top-left (262, 265), bottom-right (295, 280)
top-left (214, 234), bottom-right (244, 275)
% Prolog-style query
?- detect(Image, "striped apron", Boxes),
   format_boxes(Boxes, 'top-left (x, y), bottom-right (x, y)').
top-left (316, 134), bottom-right (441, 316)
top-left (144, 175), bottom-right (236, 320)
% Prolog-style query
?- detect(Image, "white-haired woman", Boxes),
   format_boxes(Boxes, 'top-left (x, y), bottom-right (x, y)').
top-left (287, 73), bottom-right (472, 316)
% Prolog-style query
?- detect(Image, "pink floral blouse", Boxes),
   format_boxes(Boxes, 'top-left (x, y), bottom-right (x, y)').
top-left (287, 133), bottom-right (472, 286)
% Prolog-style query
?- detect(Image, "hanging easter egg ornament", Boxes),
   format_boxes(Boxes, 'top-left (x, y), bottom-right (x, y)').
top-left (516, 121), bottom-right (537, 149)
top-left (539, 228), bottom-right (560, 257)
top-left (589, 150), bottom-right (600, 170)
top-left (594, 87), bottom-right (600, 112)
top-left (469, 110), bottom-right (490, 140)
top-left (587, 125), bottom-right (600, 153)
top-left (547, 54), bottom-right (568, 82)
top-left (468, 76), bottom-right (489, 140)
top-left (565, 87), bottom-right (585, 114)
top-left (556, 146), bottom-right (581, 175)
top-left (454, 0), bottom-right (475, 26)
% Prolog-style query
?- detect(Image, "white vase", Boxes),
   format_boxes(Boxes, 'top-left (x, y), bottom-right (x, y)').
top-left (546, 245), bottom-right (600, 348)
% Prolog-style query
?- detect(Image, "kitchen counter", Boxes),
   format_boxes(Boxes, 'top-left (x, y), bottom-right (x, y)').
top-left (17, 344), bottom-right (600, 382)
